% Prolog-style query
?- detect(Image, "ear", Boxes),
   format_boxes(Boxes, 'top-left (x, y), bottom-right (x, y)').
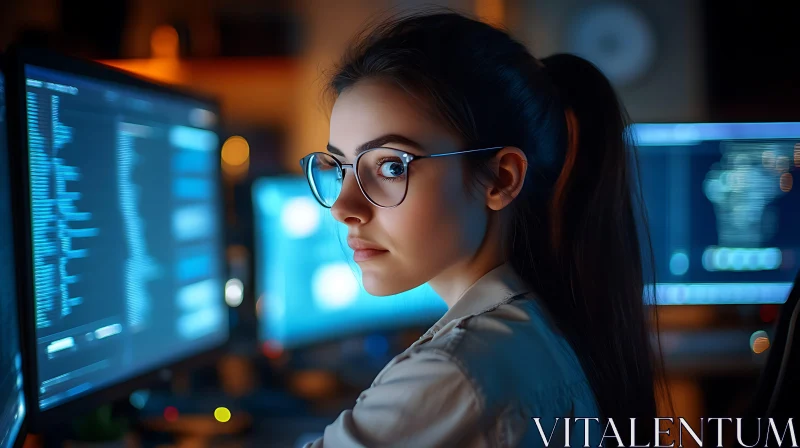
top-left (485, 147), bottom-right (528, 211)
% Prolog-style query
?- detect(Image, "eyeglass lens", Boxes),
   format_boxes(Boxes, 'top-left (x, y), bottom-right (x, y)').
top-left (307, 149), bottom-right (409, 207)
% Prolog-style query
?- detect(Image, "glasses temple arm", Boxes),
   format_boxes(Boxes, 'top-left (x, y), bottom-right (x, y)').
top-left (424, 146), bottom-right (505, 159)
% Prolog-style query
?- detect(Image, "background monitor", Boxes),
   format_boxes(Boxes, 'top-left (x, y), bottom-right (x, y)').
top-left (252, 176), bottom-right (446, 349)
top-left (10, 50), bottom-right (229, 418)
top-left (1, 68), bottom-right (27, 448)
top-left (632, 122), bottom-right (800, 305)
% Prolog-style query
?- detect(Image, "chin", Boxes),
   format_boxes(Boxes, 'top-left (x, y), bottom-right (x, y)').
top-left (360, 265), bottom-right (418, 297)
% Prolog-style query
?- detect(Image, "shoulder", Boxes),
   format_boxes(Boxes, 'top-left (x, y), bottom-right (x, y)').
top-left (419, 296), bottom-right (597, 413)
top-left (336, 348), bottom-right (485, 446)
top-left (368, 347), bottom-right (482, 412)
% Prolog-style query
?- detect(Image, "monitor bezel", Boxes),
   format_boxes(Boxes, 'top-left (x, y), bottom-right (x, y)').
top-left (4, 46), bottom-right (230, 432)
top-left (1, 50), bottom-right (30, 448)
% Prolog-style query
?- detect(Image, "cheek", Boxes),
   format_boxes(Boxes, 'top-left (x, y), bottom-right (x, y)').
top-left (384, 165), bottom-right (486, 261)
top-left (359, 163), bottom-right (487, 296)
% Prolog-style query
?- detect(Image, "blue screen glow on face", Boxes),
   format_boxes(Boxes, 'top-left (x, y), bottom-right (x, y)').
top-left (252, 176), bottom-right (446, 349)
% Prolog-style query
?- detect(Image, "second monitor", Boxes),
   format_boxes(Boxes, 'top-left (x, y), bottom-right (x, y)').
top-left (633, 122), bottom-right (799, 305)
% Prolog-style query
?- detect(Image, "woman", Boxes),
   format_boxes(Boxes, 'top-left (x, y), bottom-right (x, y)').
top-left (301, 10), bottom-right (668, 447)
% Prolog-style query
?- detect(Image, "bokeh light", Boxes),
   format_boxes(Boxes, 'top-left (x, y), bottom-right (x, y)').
top-left (780, 172), bottom-right (793, 192)
top-left (150, 25), bottom-right (179, 59)
top-left (261, 340), bottom-right (284, 359)
top-left (221, 136), bottom-right (250, 178)
top-left (163, 406), bottom-right (179, 422)
top-left (214, 407), bottom-right (232, 423)
top-left (129, 390), bottom-right (150, 410)
top-left (669, 252), bottom-right (689, 276)
top-left (225, 278), bottom-right (244, 307)
top-left (280, 197), bottom-right (320, 238)
top-left (221, 136), bottom-right (250, 166)
top-left (762, 150), bottom-right (776, 169)
top-left (312, 263), bottom-right (359, 311)
top-left (750, 330), bottom-right (770, 354)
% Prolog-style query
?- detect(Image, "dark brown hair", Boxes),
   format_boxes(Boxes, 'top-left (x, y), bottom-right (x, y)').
top-left (327, 9), bottom-right (670, 439)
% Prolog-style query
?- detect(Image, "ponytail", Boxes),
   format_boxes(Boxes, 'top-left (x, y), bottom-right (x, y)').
top-left (529, 53), bottom-right (670, 429)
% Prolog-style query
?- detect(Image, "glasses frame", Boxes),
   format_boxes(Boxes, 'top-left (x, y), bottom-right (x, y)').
top-left (299, 146), bottom-right (504, 208)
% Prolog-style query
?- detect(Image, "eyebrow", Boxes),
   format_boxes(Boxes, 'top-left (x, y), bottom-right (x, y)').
top-left (326, 134), bottom-right (425, 158)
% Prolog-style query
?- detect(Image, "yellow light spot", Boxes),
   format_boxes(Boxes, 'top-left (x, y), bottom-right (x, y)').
top-left (150, 25), bottom-right (179, 59)
top-left (221, 136), bottom-right (250, 167)
top-left (780, 173), bottom-right (793, 192)
top-left (214, 407), bottom-right (231, 423)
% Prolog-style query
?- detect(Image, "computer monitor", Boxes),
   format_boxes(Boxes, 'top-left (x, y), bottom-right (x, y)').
top-left (252, 176), bottom-right (446, 350)
top-left (6, 49), bottom-right (228, 424)
top-left (0, 67), bottom-right (27, 448)
top-left (632, 122), bottom-right (800, 305)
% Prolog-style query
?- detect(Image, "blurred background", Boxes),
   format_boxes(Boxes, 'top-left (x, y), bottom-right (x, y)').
top-left (1, 0), bottom-right (799, 447)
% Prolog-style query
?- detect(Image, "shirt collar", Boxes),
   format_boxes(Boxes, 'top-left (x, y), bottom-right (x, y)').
top-left (425, 263), bottom-right (531, 337)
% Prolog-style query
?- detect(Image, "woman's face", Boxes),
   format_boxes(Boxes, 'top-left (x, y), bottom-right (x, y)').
top-left (328, 80), bottom-right (489, 296)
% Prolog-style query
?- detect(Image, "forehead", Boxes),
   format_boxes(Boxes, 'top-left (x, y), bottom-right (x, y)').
top-left (329, 80), bottom-right (460, 156)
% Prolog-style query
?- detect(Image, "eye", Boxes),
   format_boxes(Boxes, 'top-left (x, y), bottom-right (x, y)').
top-left (379, 160), bottom-right (405, 178)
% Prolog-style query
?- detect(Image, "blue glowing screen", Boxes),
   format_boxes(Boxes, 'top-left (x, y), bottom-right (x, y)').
top-left (0, 71), bottom-right (27, 448)
top-left (253, 177), bottom-right (446, 349)
top-left (24, 65), bottom-right (228, 410)
top-left (632, 122), bottom-right (800, 305)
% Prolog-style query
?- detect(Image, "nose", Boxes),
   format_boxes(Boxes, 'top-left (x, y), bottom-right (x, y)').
top-left (330, 169), bottom-right (372, 225)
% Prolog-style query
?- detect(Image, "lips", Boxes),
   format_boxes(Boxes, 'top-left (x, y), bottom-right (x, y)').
top-left (347, 237), bottom-right (389, 262)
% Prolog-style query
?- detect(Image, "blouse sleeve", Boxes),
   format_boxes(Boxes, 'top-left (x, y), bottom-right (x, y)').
top-left (305, 350), bottom-right (484, 448)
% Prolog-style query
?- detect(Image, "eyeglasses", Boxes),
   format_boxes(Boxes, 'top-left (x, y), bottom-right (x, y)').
top-left (299, 146), bottom-right (503, 208)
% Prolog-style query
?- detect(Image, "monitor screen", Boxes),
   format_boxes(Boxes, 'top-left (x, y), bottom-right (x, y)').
top-left (1, 72), bottom-right (27, 448)
top-left (253, 177), bottom-right (446, 349)
top-left (633, 122), bottom-right (800, 305)
top-left (23, 64), bottom-right (228, 411)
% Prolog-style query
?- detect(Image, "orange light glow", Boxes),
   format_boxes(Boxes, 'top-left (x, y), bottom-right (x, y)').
top-left (221, 136), bottom-right (250, 179)
top-left (222, 136), bottom-right (250, 166)
top-left (290, 370), bottom-right (337, 398)
top-left (780, 173), bottom-right (793, 192)
top-left (151, 25), bottom-right (179, 59)
top-left (794, 143), bottom-right (800, 167)
top-left (99, 59), bottom-right (184, 85)
top-left (475, 0), bottom-right (505, 25)
top-left (753, 337), bottom-right (770, 354)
